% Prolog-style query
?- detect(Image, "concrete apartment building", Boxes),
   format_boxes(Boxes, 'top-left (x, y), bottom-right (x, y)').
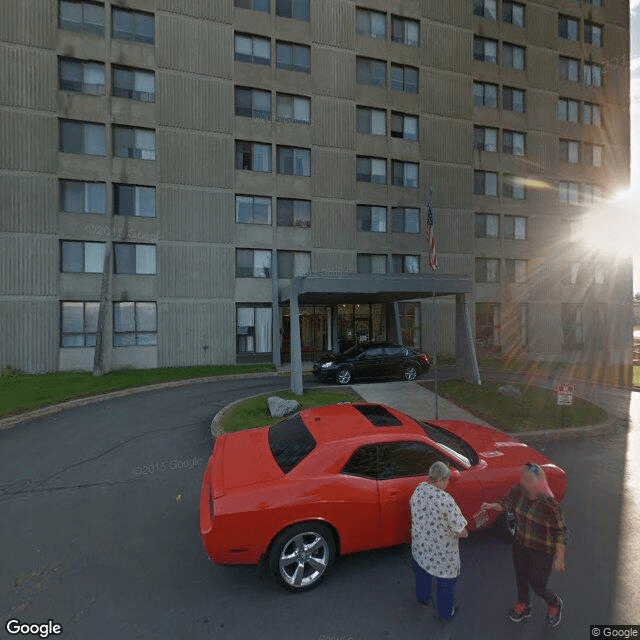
top-left (0, 0), bottom-right (633, 379)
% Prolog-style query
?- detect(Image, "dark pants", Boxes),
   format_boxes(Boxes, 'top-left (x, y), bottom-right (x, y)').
top-left (512, 541), bottom-right (559, 607)
top-left (412, 557), bottom-right (457, 621)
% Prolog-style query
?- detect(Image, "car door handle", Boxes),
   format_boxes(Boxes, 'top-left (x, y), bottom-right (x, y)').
top-left (388, 490), bottom-right (399, 496)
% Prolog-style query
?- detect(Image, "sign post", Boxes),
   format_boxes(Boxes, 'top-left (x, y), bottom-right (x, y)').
top-left (555, 384), bottom-right (574, 428)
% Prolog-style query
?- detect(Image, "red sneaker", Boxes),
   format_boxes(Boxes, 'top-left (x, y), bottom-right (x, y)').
top-left (547, 597), bottom-right (563, 627)
top-left (508, 602), bottom-right (531, 623)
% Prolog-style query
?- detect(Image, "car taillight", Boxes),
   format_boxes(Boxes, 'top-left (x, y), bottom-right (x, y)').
top-left (421, 353), bottom-right (430, 363)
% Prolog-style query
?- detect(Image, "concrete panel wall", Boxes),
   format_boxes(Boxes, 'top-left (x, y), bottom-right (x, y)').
top-left (0, 174), bottom-right (57, 234)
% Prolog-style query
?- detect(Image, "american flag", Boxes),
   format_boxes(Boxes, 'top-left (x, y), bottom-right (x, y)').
top-left (426, 198), bottom-right (438, 271)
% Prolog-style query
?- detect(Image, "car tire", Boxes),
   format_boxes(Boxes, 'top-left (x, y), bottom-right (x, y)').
top-left (335, 367), bottom-right (352, 385)
top-left (495, 509), bottom-right (516, 542)
top-left (402, 364), bottom-right (418, 382)
top-left (269, 522), bottom-right (336, 592)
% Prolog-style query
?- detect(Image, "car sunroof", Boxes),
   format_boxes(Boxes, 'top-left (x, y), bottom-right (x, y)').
top-left (353, 404), bottom-right (403, 427)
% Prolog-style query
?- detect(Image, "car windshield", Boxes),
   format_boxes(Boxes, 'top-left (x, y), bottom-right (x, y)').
top-left (342, 345), bottom-right (366, 357)
top-left (419, 421), bottom-right (478, 467)
top-left (268, 414), bottom-right (316, 474)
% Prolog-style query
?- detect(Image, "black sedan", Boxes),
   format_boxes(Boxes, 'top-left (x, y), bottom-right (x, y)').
top-left (313, 343), bottom-right (430, 385)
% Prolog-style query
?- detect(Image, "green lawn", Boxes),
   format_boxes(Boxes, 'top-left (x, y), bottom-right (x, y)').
top-left (222, 388), bottom-right (360, 433)
top-left (420, 380), bottom-right (608, 433)
top-left (0, 364), bottom-right (275, 418)
top-left (634, 366), bottom-right (640, 388)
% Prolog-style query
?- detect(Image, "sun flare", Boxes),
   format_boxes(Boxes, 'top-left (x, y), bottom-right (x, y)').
top-left (578, 195), bottom-right (639, 256)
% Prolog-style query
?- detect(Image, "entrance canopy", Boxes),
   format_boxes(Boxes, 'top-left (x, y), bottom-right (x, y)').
top-left (280, 273), bottom-right (480, 395)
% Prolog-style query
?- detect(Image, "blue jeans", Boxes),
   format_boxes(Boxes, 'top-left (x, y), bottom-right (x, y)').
top-left (412, 557), bottom-right (458, 621)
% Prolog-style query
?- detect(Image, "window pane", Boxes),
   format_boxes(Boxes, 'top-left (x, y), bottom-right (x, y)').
top-left (294, 252), bottom-right (310, 276)
top-left (404, 116), bottom-right (418, 140)
top-left (486, 173), bottom-right (498, 195)
top-left (254, 197), bottom-right (272, 224)
top-left (60, 121), bottom-right (82, 153)
top-left (235, 35), bottom-right (252, 58)
top-left (136, 186), bottom-right (155, 217)
top-left (277, 43), bottom-right (292, 68)
top-left (255, 307), bottom-right (272, 352)
top-left (254, 250), bottom-right (272, 277)
top-left (278, 251), bottom-right (293, 278)
top-left (371, 159), bottom-right (386, 183)
top-left (293, 200), bottom-right (310, 227)
top-left (62, 241), bottom-right (83, 273)
top-left (86, 183), bottom-right (106, 213)
top-left (60, 59), bottom-right (82, 90)
top-left (487, 214), bottom-right (499, 237)
top-left (60, 1), bottom-right (82, 26)
top-left (135, 245), bottom-right (156, 274)
top-left (85, 302), bottom-right (99, 334)
top-left (135, 129), bottom-right (155, 160)
top-left (83, 124), bottom-right (105, 156)
top-left (135, 13), bottom-right (155, 44)
top-left (61, 181), bottom-right (84, 212)
top-left (405, 256), bottom-right (419, 273)
top-left (293, 97), bottom-right (310, 122)
top-left (136, 302), bottom-right (157, 332)
top-left (134, 71), bottom-right (155, 99)
top-left (405, 209), bottom-right (419, 233)
top-left (371, 207), bottom-right (386, 232)
top-left (62, 302), bottom-right (84, 333)
top-left (84, 63), bottom-right (105, 92)
top-left (84, 2), bottom-right (104, 31)
top-left (114, 302), bottom-right (135, 332)
top-left (371, 110), bottom-right (386, 135)
top-left (253, 90), bottom-right (271, 118)
top-left (371, 255), bottom-right (386, 274)
top-left (113, 8), bottom-right (134, 39)
top-left (84, 242), bottom-right (104, 273)
top-left (115, 185), bottom-right (134, 215)
top-left (115, 244), bottom-right (136, 274)
top-left (253, 144), bottom-right (271, 172)
top-left (371, 12), bottom-right (386, 38)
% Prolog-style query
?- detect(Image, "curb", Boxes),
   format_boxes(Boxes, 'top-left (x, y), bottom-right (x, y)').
top-left (0, 370), bottom-right (281, 431)
top-left (509, 417), bottom-right (621, 442)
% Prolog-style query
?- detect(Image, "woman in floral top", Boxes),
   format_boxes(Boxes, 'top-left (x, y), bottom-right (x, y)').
top-left (481, 462), bottom-right (568, 628)
top-left (410, 461), bottom-right (468, 623)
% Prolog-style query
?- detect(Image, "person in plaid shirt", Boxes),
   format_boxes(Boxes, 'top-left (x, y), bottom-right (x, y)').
top-left (480, 463), bottom-right (567, 627)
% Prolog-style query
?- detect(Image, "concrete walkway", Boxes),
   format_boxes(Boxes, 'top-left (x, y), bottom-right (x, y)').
top-left (351, 380), bottom-right (490, 425)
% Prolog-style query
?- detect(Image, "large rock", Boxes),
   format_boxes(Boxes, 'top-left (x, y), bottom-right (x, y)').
top-left (498, 385), bottom-right (522, 398)
top-left (268, 396), bottom-right (301, 418)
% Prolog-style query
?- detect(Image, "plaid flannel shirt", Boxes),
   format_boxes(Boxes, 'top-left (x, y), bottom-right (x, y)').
top-left (499, 484), bottom-right (568, 555)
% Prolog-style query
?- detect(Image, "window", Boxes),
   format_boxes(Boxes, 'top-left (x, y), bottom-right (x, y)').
top-left (276, 41), bottom-right (310, 72)
top-left (506, 259), bottom-right (527, 283)
top-left (585, 0), bottom-right (602, 5)
top-left (583, 102), bottom-right (602, 126)
top-left (560, 139), bottom-right (580, 164)
top-left (585, 22), bottom-right (602, 47)
top-left (114, 243), bottom-right (156, 275)
top-left (391, 207), bottom-right (420, 234)
top-left (476, 302), bottom-right (500, 349)
top-left (235, 87), bottom-right (271, 120)
top-left (277, 251), bottom-right (311, 278)
top-left (582, 184), bottom-right (602, 204)
top-left (503, 43), bottom-right (525, 70)
top-left (474, 37), bottom-right (498, 63)
top-left (236, 249), bottom-right (272, 278)
top-left (357, 205), bottom-right (387, 232)
top-left (276, 94), bottom-right (310, 124)
top-left (356, 8), bottom-right (386, 39)
top-left (59, 120), bottom-right (106, 156)
top-left (235, 195), bottom-right (272, 225)
top-left (473, 82), bottom-right (498, 107)
top-left (504, 215), bottom-right (527, 240)
top-left (558, 15), bottom-right (579, 40)
top-left (475, 213), bottom-right (499, 238)
top-left (113, 125), bottom-right (156, 160)
top-left (59, 0), bottom-right (104, 34)
top-left (503, 175), bottom-right (526, 199)
top-left (503, 1), bottom-right (524, 27)
top-left (474, 171), bottom-right (498, 196)
top-left (392, 255), bottom-right (420, 274)
top-left (584, 143), bottom-right (603, 167)
top-left (59, 58), bottom-right (105, 95)
top-left (269, 414), bottom-right (316, 473)
top-left (378, 442), bottom-right (450, 479)
top-left (594, 263), bottom-right (605, 285)
top-left (276, 0), bottom-right (309, 20)
top-left (391, 16), bottom-right (420, 45)
top-left (234, 33), bottom-right (271, 65)
top-left (562, 303), bottom-right (583, 349)
top-left (113, 184), bottom-right (155, 217)
top-left (357, 254), bottom-right (387, 275)
top-left (584, 63), bottom-right (602, 87)
top-left (356, 57), bottom-right (387, 87)
top-left (356, 157), bottom-right (386, 184)
top-left (474, 126), bottom-right (498, 152)
top-left (113, 301), bottom-right (157, 347)
top-left (277, 146), bottom-right (311, 176)
top-left (237, 305), bottom-right (273, 354)
top-left (503, 86), bottom-right (525, 112)
top-left (60, 180), bottom-right (105, 214)
top-left (112, 66), bottom-right (155, 102)
top-left (559, 56), bottom-right (580, 82)
top-left (341, 445), bottom-right (378, 479)
top-left (356, 107), bottom-right (387, 135)
top-left (503, 130), bottom-right (525, 156)
top-left (558, 98), bottom-right (579, 122)
top-left (60, 301), bottom-right (100, 347)
top-left (558, 181), bottom-right (580, 204)
top-left (277, 199), bottom-right (311, 227)
top-left (474, 0), bottom-right (497, 19)
top-left (390, 112), bottom-right (418, 140)
top-left (235, 0), bottom-right (270, 12)
top-left (567, 261), bottom-right (582, 285)
top-left (475, 258), bottom-right (500, 283)
top-left (112, 7), bottom-right (154, 44)
top-left (391, 64), bottom-right (418, 93)
top-left (235, 141), bottom-right (272, 172)
top-left (392, 161), bottom-right (419, 188)
top-left (61, 241), bottom-right (105, 273)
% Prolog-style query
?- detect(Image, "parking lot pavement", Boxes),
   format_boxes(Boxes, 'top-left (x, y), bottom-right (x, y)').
top-left (0, 376), bottom-right (638, 639)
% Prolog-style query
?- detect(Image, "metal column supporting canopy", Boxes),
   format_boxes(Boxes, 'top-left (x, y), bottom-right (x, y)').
top-left (279, 273), bottom-right (481, 396)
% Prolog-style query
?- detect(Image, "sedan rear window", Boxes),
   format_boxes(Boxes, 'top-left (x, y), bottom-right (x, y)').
top-left (268, 414), bottom-right (316, 473)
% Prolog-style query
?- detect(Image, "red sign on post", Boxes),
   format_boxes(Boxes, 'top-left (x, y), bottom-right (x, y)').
top-left (556, 384), bottom-right (575, 406)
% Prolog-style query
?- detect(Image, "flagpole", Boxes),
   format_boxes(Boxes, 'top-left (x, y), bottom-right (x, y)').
top-left (428, 187), bottom-right (439, 420)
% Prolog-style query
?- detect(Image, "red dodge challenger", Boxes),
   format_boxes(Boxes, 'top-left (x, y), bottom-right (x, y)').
top-left (200, 403), bottom-right (567, 591)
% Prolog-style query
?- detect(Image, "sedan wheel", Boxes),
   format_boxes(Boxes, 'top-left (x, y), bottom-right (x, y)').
top-left (269, 523), bottom-right (336, 591)
top-left (336, 367), bottom-right (351, 385)
top-left (402, 365), bottom-right (418, 382)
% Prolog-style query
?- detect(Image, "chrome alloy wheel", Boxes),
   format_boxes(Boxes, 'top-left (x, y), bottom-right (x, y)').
top-left (403, 365), bottom-right (418, 381)
top-left (278, 531), bottom-right (330, 589)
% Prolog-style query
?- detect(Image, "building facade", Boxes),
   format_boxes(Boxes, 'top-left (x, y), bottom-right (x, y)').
top-left (0, 0), bottom-right (633, 377)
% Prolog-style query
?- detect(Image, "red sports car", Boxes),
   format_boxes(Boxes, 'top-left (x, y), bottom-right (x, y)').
top-left (199, 403), bottom-right (567, 591)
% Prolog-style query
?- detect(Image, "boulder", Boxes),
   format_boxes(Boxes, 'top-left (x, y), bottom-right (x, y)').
top-left (498, 385), bottom-right (522, 398)
top-left (268, 396), bottom-right (301, 418)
